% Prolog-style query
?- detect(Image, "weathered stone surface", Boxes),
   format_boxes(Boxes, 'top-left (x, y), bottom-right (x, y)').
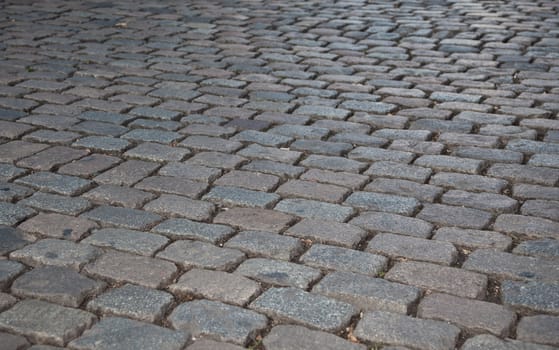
top-left (263, 325), bottom-right (366, 350)
top-left (501, 280), bottom-right (559, 314)
top-left (204, 185), bottom-right (280, 208)
top-left (143, 194), bottom-right (215, 221)
top-left (10, 239), bottom-right (100, 270)
top-left (169, 268), bottom-right (260, 306)
top-left (461, 334), bottom-right (558, 350)
top-left (285, 218), bottom-right (367, 248)
top-left (301, 244), bottom-right (387, 276)
top-left (15, 171), bottom-right (92, 195)
top-left (350, 212), bottom-right (433, 238)
top-left (157, 240), bottom-right (245, 270)
top-left (20, 192), bottom-right (91, 215)
top-left (513, 239), bottom-right (559, 260)
top-left (494, 214), bottom-right (559, 239)
top-left (235, 258), bottom-right (321, 289)
top-left (0, 202), bottom-right (35, 226)
top-left (224, 230), bottom-right (303, 261)
top-left (368, 233), bottom-right (457, 265)
top-left (0, 331), bottom-right (29, 350)
top-left (87, 284), bottom-right (174, 322)
top-left (81, 228), bottom-right (169, 256)
top-left (517, 315), bottom-right (559, 346)
top-left (169, 299), bottom-right (267, 345)
top-left (69, 317), bottom-right (189, 350)
top-left (0, 260), bottom-right (25, 290)
top-left (275, 198), bottom-right (355, 222)
top-left (354, 311), bottom-right (460, 350)
top-left (417, 204), bottom-right (493, 229)
top-left (81, 205), bottom-right (162, 230)
top-left (250, 287), bottom-right (357, 332)
top-left (18, 213), bottom-right (98, 241)
top-left (214, 208), bottom-right (295, 233)
top-left (0, 226), bottom-right (30, 256)
top-left (153, 218), bottom-right (233, 244)
top-left (418, 293), bottom-right (516, 336)
top-left (186, 340), bottom-right (244, 350)
top-left (433, 227), bottom-right (512, 251)
top-left (345, 192), bottom-right (420, 215)
top-left (0, 299), bottom-right (96, 346)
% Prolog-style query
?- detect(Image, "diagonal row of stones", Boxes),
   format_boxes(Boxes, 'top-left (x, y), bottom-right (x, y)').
top-left (1, 0), bottom-right (559, 349)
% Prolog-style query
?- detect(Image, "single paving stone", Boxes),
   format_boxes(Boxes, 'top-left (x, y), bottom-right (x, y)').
top-left (187, 151), bottom-right (247, 169)
top-left (0, 182), bottom-right (32, 202)
top-left (513, 183), bottom-right (559, 201)
top-left (83, 185), bottom-right (155, 209)
top-left (433, 227), bottom-right (512, 251)
top-left (170, 268), bottom-right (260, 306)
top-left (203, 186), bottom-right (280, 208)
top-left (232, 130), bottom-right (292, 147)
top-left (517, 315), bottom-right (559, 346)
top-left (0, 226), bottom-right (30, 256)
top-left (242, 160), bottom-right (305, 179)
top-left (122, 129), bottom-right (183, 145)
top-left (84, 250), bottom-right (177, 288)
top-left (0, 202), bottom-right (35, 226)
top-left (169, 299), bottom-right (267, 346)
top-left (124, 142), bottom-right (190, 162)
top-left (159, 162), bottom-right (222, 182)
top-left (502, 280), bottom-right (559, 314)
top-left (11, 265), bottom-right (104, 307)
top-left (521, 200), bottom-right (559, 221)
top-left (418, 293), bottom-right (516, 337)
top-left (238, 144), bottom-right (302, 164)
top-left (157, 240), bottom-right (245, 270)
top-left (367, 233), bottom-right (457, 266)
top-left (214, 207), bottom-right (295, 233)
top-left (19, 192), bottom-right (89, 216)
top-left (263, 325), bottom-right (366, 350)
top-left (180, 135), bottom-right (242, 153)
top-left (513, 239), bottom-right (559, 260)
top-left (10, 239), bottom-right (100, 270)
top-left (414, 155), bottom-right (485, 174)
top-left (301, 244), bottom-right (387, 276)
top-left (0, 292), bottom-right (16, 312)
top-left (186, 339), bottom-right (244, 350)
top-left (461, 334), bottom-right (558, 350)
top-left (348, 147), bottom-right (415, 164)
top-left (528, 154), bottom-right (559, 169)
top-left (350, 212), bottom-right (433, 239)
top-left (365, 178), bottom-right (442, 202)
top-left (135, 176), bottom-right (207, 198)
top-left (453, 147), bottom-right (523, 164)
top-left (144, 195), bottom-right (215, 221)
top-left (70, 121), bottom-right (128, 137)
top-left (18, 213), bottom-right (97, 241)
top-left (441, 190), bottom-right (518, 213)
top-left (365, 161), bottom-right (432, 183)
top-left (345, 192), bottom-right (421, 215)
top-left (329, 132), bottom-right (388, 147)
top-left (386, 261), bottom-right (487, 299)
top-left (69, 317), bottom-right (188, 350)
top-left (82, 228), bottom-right (169, 256)
top-left (0, 260), bottom-right (25, 290)
top-left (16, 146), bottom-right (88, 171)
top-left (313, 271), bottom-right (420, 314)
top-left (58, 153), bottom-right (121, 176)
top-left (487, 163), bottom-right (559, 186)
top-left (300, 169), bottom-right (368, 189)
top-left (224, 230), bottom-right (303, 261)
top-left (275, 198), bottom-right (354, 222)
top-left (153, 218), bottom-right (233, 244)
top-left (0, 141), bottom-right (49, 163)
top-left (300, 154), bottom-right (367, 173)
top-left (276, 180), bottom-right (349, 203)
top-left (0, 163), bottom-right (26, 181)
top-left (354, 311), bottom-right (460, 350)
top-left (389, 139), bottom-right (445, 155)
top-left (81, 205), bottom-right (162, 230)
top-left (269, 124), bottom-right (329, 140)
top-left (430, 172), bottom-right (508, 193)
top-left (15, 172), bottom-right (92, 195)
top-left (417, 204), bottom-right (493, 229)
top-left (235, 258), bottom-right (321, 289)
top-left (454, 111), bottom-right (516, 125)
top-left (0, 299), bottom-right (96, 346)
top-left (290, 139), bottom-right (353, 157)
top-left (340, 100), bottom-right (397, 114)
top-left (463, 249), bottom-right (559, 282)
top-left (214, 170), bottom-right (280, 192)
top-left (93, 160), bottom-right (160, 186)
top-left (494, 214), bottom-right (559, 239)
top-left (86, 284), bottom-right (174, 322)
top-left (0, 331), bottom-right (29, 350)
top-left (250, 287), bottom-right (357, 332)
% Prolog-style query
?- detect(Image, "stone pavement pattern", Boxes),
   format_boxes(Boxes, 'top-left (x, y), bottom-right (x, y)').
top-left (0, 0), bottom-right (558, 348)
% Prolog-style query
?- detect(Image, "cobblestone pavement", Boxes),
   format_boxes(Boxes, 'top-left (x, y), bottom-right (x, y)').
top-left (0, 0), bottom-right (558, 349)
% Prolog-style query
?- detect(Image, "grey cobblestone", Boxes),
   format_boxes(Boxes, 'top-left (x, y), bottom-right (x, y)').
top-left (224, 230), bottom-right (303, 261)
top-left (462, 334), bottom-right (558, 350)
top-left (15, 171), bottom-right (92, 196)
top-left (144, 194), bottom-right (215, 221)
top-left (263, 325), bottom-right (366, 350)
top-left (368, 233), bottom-right (457, 265)
top-left (157, 240), bottom-right (245, 270)
top-left (82, 228), bottom-right (169, 256)
top-left (0, 226), bottom-right (30, 256)
top-left (0, 202), bottom-right (35, 226)
top-left (275, 198), bottom-right (355, 222)
top-left (18, 213), bottom-right (98, 241)
top-left (82, 205), bottom-right (162, 230)
top-left (350, 211), bottom-right (433, 238)
top-left (501, 280), bottom-right (559, 314)
top-left (345, 192), bottom-right (420, 215)
top-left (83, 185), bottom-right (156, 209)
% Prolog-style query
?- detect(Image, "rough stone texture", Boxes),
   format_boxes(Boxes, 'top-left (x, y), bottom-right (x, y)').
top-left (275, 198), bottom-right (355, 222)
top-left (69, 317), bottom-right (189, 350)
top-left (18, 213), bottom-right (98, 241)
top-left (0, 299), bottom-right (96, 346)
top-left (513, 239), bottom-right (559, 260)
top-left (417, 204), bottom-right (493, 229)
top-left (433, 227), bottom-right (512, 251)
top-left (81, 205), bottom-right (162, 230)
top-left (86, 284), bottom-right (174, 322)
top-left (170, 268), bottom-right (260, 306)
top-left (386, 261), bottom-right (487, 299)
top-left (494, 214), bottom-right (559, 239)
top-left (461, 334), bottom-right (558, 350)
top-left (224, 230), bottom-right (303, 261)
top-left (15, 172), bottom-right (92, 195)
top-left (169, 299), bottom-right (268, 346)
top-left (418, 293), bottom-right (516, 337)
top-left (0, 331), bottom-right (29, 350)
top-left (250, 287), bottom-right (357, 332)
top-left (0, 202), bottom-right (36, 226)
top-left (0, 226), bottom-right (31, 256)
top-left (157, 240), bottom-right (245, 270)
top-left (263, 325), bottom-right (366, 350)
top-left (10, 239), bottom-right (100, 270)
top-left (285, 218), bottom-right (367, 248)
top-left (301, 244), bottom-right (387, 276)
top-left (516, 315), bottom-right (559, 346)
top-left (143, 194), bottom-right (215, 221)
top-left (345, 192), bottom-right (420, 215)
top-left (0, 260), bottom-right (25, 290)
top-left (354, 311), bottom-right (461, 350)
top-left (235, 258), bottom-right (321, 289)
top-left (350, 212), bottom-right (433, 238)
top-left (501, 280), bottom-right (559, 314)
top-left (186, 340), bottom-right (244, 350)
top-left (153, 218), bottom-right (233, 244)
top-left (213, 208), bottom-right (295, 233)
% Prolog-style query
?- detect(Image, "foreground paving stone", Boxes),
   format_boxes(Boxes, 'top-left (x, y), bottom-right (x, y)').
top-left (83, 185), bottom-right (155, 209)
top-left (501, 280), bottom-right (559, 314)
top-left (19, 192), bottom-right (92, 215)
top-left (224, 230), bottom-right (303, 261)
top-left (354, 311), bottom-right (460, 350)
top-left (93, 160), bottom-right (159, 186)
top-left (84, 251), bottom-right (176, 288)
top-left (0, 226), bottom-right (30, 256)
top-left (15, 172), bottom-right (92, 195)
top-left (285, 218), bottom-right (367, 248)
top-left (169, 299), bottom-right (267, 345)
top-left (414, 155), bottom-right (484, 174)
top-left (87, 284), bottom-right (174, 322)
top-left (367, 233), bottom-right (457, 265)
top-left (441, 190), bottom-right (518, 213)
top-left (10, 239), bottom-right (100, 270)
top-left (157, 240), bottom-right (245, 270)
top-left (263, 325), bottom-right (366, 350)
top-left (169, 268), bottom-right (260, 306)
top-left (135, 176), bottom-right (207, 198)
top-left (463, 249), bottom-right (559, 282)
top-left (250, 287), bottom-right (357, 332)
top-left (144, 194), bottom-right (215, 221)
top-left (153, 218), bottom-right (233, 244)
top-left (418, 293), bottom-right (516, 337)
top-left (0, 331), bottom-right (29, 350)
top-left (235, 258), bottom-right (321, 289)
top-left (11, 266), bottom-right (104, 307)
top-left (81, 205), bottom-right (162, 230)
top-left (517, 315), bottom-right (559, 346)
top-left (417, 204), bottom-right (493, 229)
top-left (513, 239), bottom-right (559, 260)
top-left (301, 244), bottom-right (387, 276)
top-left (159, 162), bottom-right (222, 182)
top-left (0, 260), bottom-right (25, 290)
top-left (345, 191), bottom-right (420, 215)
top-left (487, 163), bottom-right (559, 186)
top-left (69, 317), bottom-right (189, 350)
top-left (386, 261), bottom-right (487, 299)
top-left (18, 213), bottom-right (98, 241)
top-left (0, 299), bottom-right (96, 346)
top-left (461, 334), bottom-right (557, 350)
top-left (81, 228), bottom-right (169, 256)
top-left (275, 198), bottom-right (355, 222)
top-left (433, 227), bottom-right (512, 251)
top-left (204, 186), bottom-right (280, 208)
top-left (494, 214), bottom-right (559, 239)
top-left (350, 212), bottom-right (433, 238)
top-left (430, 172), bottom-right (508, 193)
top-left (313, 271), bottom-right (420, 314)
top-left (213, 207), bottom-right (295, 233)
